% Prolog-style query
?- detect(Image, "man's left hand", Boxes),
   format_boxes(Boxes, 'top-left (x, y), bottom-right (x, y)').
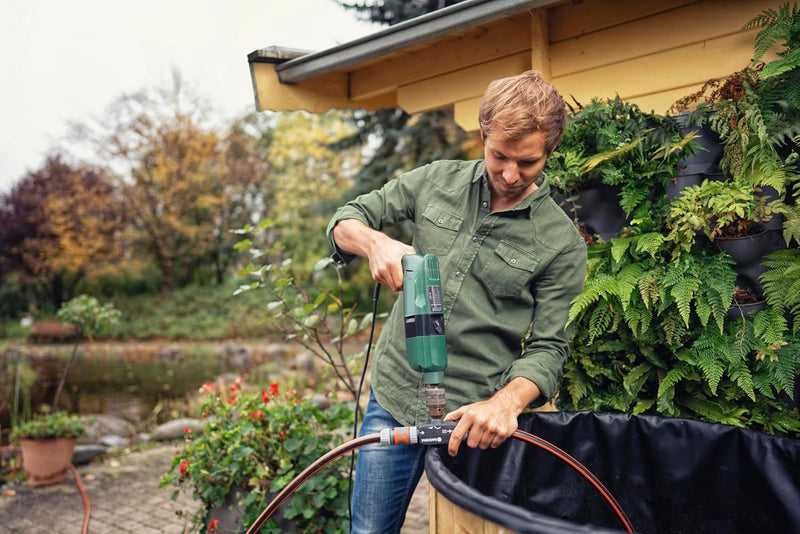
top-left (443, 377), bottom-right (541, 457)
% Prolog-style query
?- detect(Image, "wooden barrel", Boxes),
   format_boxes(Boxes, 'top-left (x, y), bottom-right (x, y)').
top-left (429, 485), bottom-right (517, 534)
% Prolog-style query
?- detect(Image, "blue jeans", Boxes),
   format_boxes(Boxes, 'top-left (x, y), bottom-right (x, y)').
top-left (351, 391), bottom-right (426, 534)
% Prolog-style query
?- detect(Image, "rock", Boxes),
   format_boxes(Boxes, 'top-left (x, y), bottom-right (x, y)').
top-left (291, 350), bottom-right (315, 373)
top-left (158, 346), bottom-right (182, 362)
top-left (152, 418), bottom-right (204, 441)
top-left (72, 444), bottom-right (107, 465)
top-left (264, 343), bottom-right (292, 360)
top-left (79, 414), bottom-right (135, 443)
top-left (99, 435), bottom-right (129, 451)
top-left (133, 433), bottom-right (152, 445)
top-left (217, 344), bottom-right (252, 369)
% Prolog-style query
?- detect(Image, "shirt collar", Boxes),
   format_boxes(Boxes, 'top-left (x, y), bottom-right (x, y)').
top-left (477, 161), bottom-right (552, 211)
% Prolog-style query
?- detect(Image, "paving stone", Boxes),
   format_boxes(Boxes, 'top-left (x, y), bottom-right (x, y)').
top-left (0, 445), bottom-right (430, 533)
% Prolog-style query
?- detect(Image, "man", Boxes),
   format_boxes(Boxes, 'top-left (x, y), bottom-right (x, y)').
top-left (326, 70), bottom-right (587, 533)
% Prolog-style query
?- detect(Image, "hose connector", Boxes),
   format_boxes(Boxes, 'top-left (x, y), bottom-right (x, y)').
top-left (379, 421), bottom-right (459, 446)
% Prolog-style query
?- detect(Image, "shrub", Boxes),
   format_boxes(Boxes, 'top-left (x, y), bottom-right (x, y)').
top-left (160, 379), bottom-right (354, 533)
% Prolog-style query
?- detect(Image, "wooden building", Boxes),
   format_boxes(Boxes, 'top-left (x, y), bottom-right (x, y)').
top-left (248, 0), bottom-right (781, 132)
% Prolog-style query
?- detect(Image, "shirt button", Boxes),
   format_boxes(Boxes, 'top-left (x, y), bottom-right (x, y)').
top-left (472, 236), bottom-right (478, 243)
top-left (510, 258), bottom-right (517, 264)
top-left (438, 218), bottom-right (444, 224)
top-left (455, 271), bottom-right (462, 278)
top-left (482, 201), bottom-right (488, 208)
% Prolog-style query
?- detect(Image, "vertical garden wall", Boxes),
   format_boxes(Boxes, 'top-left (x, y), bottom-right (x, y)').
top-left (548, 3), bottom-right (800, 440)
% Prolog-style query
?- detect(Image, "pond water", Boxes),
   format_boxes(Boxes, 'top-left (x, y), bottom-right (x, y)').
top-left (1, 341), bottom-right (295, 437)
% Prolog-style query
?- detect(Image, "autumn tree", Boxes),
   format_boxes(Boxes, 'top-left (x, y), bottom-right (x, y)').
top-left (0, 154), bottom-right (122, 311)
top-left (76, 71), bottom-right (271, 292)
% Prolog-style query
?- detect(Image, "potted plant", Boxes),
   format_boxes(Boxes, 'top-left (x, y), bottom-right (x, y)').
top-left (546, 96), bottom-right (698, 242)
top-left (666, 176), bottom-right (784, 293)
top-left (10, 409), bottom-right (86, 487)
top-left (160, 378), bottom-right (354, 533)
top-left (561, 228), bottom-right (800, 438)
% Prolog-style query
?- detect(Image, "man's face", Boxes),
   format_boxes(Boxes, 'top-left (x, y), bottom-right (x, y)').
top-left (483, 131), bottom-right (548, 208)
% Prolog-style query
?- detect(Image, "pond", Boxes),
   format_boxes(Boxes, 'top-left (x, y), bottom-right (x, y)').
top-left (0, 340), bottom-right (298, 440)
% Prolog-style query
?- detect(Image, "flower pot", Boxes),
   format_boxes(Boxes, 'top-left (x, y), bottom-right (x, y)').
top-left (675, 111), bottom-right (722, 175)
top-left (666, 173), bottom-right (703, 200)
top-left (715, 229), bottom-right (785, 294)
top-left (19, 437), bottom-right (77, 487)
top-left (554, 184), bottom-right (628, 242)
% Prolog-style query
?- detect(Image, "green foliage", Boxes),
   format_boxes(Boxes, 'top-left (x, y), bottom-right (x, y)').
top-left (56, 294), bottom-right (121, 339)
top-left (10, 409), bottom-right (86, 441)
top-left (545, 96), bottom-right (696, 220)
top-left (160, 380), bottom-right (353, 533)
top-left (761, 248), bottom-right (800, 333)
top-left (234, 220), bottom-right (386, 401)
top-left (666, 178), bottom-right (776, 255)
top-left (560, 232), bottom-right (800, 439)
top-left (746, 2), bottom-right (800, 110)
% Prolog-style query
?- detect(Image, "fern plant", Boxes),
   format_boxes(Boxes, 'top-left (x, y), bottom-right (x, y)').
top-left (665, 177), bottom-right (777, 259)
top-left (761, 248), bottom-right (800, 333)
top-left (560, 231), bottom-right (800, 439)
top-left (546, 96), bottom-right (698, 222)
top-left (745, 2), bottom-right (800, 112)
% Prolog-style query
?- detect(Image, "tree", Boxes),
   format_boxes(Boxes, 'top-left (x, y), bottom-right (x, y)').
top-left (332, 1), bottom-right (475, 204)
top-left (0, 154), bottom-right (122, 310)
top-left (266, 111), bottom-right (363, 269)
top-left (75, 71), bottom-right (270, 291)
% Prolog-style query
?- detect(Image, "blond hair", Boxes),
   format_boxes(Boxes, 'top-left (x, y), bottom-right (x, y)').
top-left (478, 70), bottom-right (567, 154)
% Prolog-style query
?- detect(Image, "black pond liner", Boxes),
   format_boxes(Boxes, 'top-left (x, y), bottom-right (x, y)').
top-left (424, 411), bottom-right (800, 534)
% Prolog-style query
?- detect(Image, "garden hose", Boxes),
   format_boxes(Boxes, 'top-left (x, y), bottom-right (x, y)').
top-left (245, 426), bottom-right (635, 534)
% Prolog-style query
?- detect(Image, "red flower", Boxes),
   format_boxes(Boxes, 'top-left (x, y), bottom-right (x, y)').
top-left (179, 460), bottom-right (190, 476)
top-left (268, 382), bottom-right (279, 396)
top-left (184, 427), bottom-right (193, 434)
top-left (260, 390), bottom-right (270, 404)
top-left (250, 410), bottom-right (264, 419)
top-left (198, 382), bottom-right (215, 394)
top-left (278, 432), bottom-right (286, 439)
top-left (208, 518), bottom-right (219, 532)
top-left (228, 395), bottom-right (236, 405)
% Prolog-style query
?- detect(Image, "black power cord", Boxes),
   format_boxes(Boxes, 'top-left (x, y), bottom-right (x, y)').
top-left (347, 281), bottom-right (381, 530)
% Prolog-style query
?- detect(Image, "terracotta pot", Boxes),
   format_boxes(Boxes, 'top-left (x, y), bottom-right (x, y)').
top-left (19, 437), bottom-right (77, 487)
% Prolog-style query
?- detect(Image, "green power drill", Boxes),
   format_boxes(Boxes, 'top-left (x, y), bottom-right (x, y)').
top-left (402, 254), bottom-right (447, 421)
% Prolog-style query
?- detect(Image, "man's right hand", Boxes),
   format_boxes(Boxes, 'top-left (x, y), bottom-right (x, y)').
top-left (332, 219), bottom-right (416, 291)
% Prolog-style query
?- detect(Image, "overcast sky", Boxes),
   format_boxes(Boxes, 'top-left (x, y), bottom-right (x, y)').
top-left (0, 0), bottom-right (380, 194)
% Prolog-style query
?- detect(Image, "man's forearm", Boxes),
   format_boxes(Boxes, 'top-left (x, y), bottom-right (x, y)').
top-left (492, 376), bottom-right (542, 417)
top-left (332, 218), bottom-right (415, 291)
top-left (332, 219), bottom-right (384, 258)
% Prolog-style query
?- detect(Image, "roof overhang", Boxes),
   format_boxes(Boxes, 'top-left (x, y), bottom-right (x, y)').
top-left (248, 0), bottom-right (560, 84)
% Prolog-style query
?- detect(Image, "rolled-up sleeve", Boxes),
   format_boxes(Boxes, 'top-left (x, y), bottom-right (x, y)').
top-left (326, 166), bottom-right (427, 264)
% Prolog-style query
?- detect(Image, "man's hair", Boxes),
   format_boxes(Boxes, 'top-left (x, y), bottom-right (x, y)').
top-left (478, 70), bottom-right (567, 154)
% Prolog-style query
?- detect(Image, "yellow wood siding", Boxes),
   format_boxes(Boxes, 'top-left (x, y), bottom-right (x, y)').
top-left (547, 0), bottom-right (781, 118)
top-left (252, 0), bottom-right (783, 132)
top-left (350, 14), bottom-right (532, 102)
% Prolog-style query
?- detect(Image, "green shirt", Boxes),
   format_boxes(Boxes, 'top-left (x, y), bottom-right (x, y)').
top-left (327, 160), bottom-right (587, 426)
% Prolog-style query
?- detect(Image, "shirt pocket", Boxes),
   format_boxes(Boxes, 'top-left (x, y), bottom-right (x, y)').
top-left (480, 241), bottom-right (539, 298)
top-left (415, 204), bottom-right (464, 256)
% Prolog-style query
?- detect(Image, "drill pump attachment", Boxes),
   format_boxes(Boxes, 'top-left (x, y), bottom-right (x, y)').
top-left (402, 254), bottom-right (447, 420)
